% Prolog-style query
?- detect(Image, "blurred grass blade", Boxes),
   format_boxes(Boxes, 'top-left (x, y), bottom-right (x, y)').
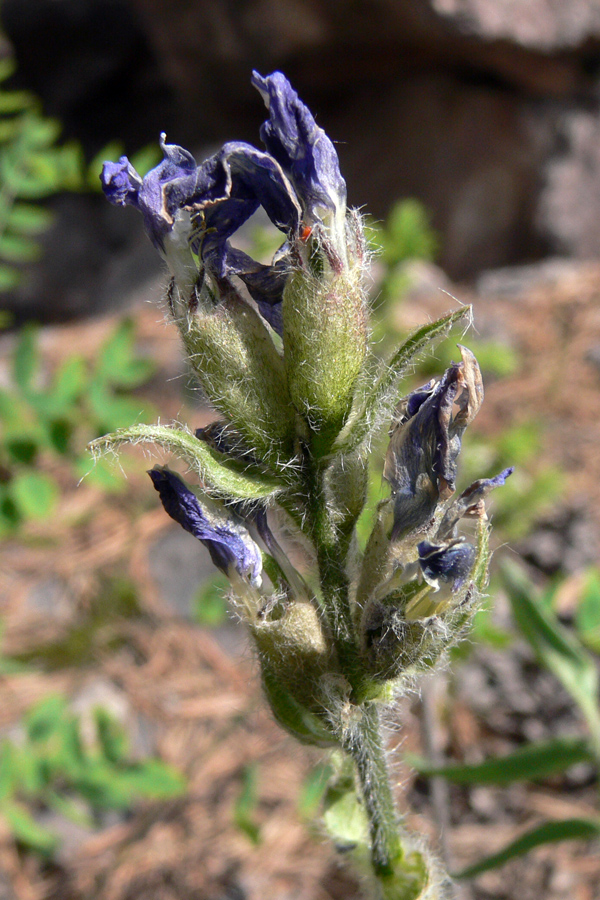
top-left (407, 736), bottom-right (594, 786)
top-left (575, 568), bottom-right (600, 653)
top-left (298, 762), bottom-right (334, 819)
top-left (453, 818), bottom-right (600, 879)
top-left (502, 561), bottom-right (600, 753)
top-left (234, 763), bottom-right (261, 844)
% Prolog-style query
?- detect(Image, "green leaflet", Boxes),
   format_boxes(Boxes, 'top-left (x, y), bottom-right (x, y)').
top-left (89, 424), bottom-right (284, 502)
top-left (1, 799), bottom-right (58, 856)
top-left (503, 562), bottom-right (600, 757)
top-left (332, 306), bottom-right (471, 455)
top-left (407, 735), bottom-right (594, 786)
top-left (453, 818), bottom-right (600, 880)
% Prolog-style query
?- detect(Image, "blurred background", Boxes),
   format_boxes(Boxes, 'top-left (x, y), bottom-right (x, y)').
top-left (1, 2), bottom-right (600, 898)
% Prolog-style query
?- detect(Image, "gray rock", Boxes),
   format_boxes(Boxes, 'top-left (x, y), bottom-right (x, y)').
top-left (148, 525), bottom-right (215, 619)
top-left (475, 257), bottom-right (585, 297)
top-left (23, 576), bottom-right (74, 621)
top-left (7, 0), bottom-right (600, 313)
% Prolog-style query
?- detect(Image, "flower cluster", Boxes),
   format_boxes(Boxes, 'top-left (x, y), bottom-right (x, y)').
top-left (97, 71), bottom-right (511, 898)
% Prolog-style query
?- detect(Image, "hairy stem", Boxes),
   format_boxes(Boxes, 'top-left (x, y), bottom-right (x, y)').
top-left (345, 702), bottom-right (401, 876)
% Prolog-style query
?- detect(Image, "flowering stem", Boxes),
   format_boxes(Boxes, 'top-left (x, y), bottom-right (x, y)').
top-left (345, 702), bottom-right (401, 877)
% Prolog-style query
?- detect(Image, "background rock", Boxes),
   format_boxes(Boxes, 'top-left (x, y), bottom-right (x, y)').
top-left (4, 0), bottom-right (600, 318)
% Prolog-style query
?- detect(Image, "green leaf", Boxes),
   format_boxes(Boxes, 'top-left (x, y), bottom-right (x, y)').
top-left (19, 113), bottom-right (61, 148)
top-left (323, 777), bottom-right (370, 847)
top-left (74, 759), bottom-right (185, 809)
top-left (130, 144), bottom-right (162, 178)
top-left (0, 90), bottom-right (35, 114)
top-left (45, 790), bottom-right (94, 829)
top-left (26, 694), bottom-right (69, 743)
top-left (0, 58), bottom-right (17, 83)
top-left (8, 202), bottom-right (54, 235)
top-left (13, 746), bottom-right (46, 798)
top-left (112, 357), bottom-right (156, 390)
top-left (379, 199), bottom-right (438, 267)
top-left (89, 424), bottom-right (284, 502)
top-left (10, 471), bottom-right (59, 521)
top-left (53, 141), bottom-right (86, 191)
top-left (0, 264), bottom-right (22, 291)
top-left (94, 319), bottom-right (137, 383)
top-left (0, 386), bottom-right (23, 424)
top-left (1, 798), bottom-right (58, 855)
top-left (27, 356), bottom-right (87, 426)
top-left (0, 489), bottom-right (20, 532)
top-left (94, 708), bottom-right (128, 765)
top-left (194, 575), bottom-right (229, 627)
top-left (75, 455), bottom-right (126, 492)
top-left (13, 324), bottom-right (39, 390)
top-left (453, 818), bottom-right (600, 880)
top-left (408, 736), bottom-right (594, 786)
top-left (503, 562), bottom-right (600, 754)
top-left (93, 319), bottom-right (155, 389)
top-left (333, 307), bottom-right (471, 455)
top-left (260, 664), bottom-right (336, 747)
top-left (40, 355), bottom-right (87, 417)
top-left (0, 119), bottom-right (21, 144)
top-left (88, 380), bottom-right (151, 432)
top-left (113, 760), bottom-right (186, 801)
top-left (0, 741), bottom-right (19, 801)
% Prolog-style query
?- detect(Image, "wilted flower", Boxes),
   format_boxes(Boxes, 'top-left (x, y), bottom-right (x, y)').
top-left (101, 70), bottom-right (351, 334)
top-left (149, 466), bottom-right (262, 587)
top-left (383, 345), bottom-right (484, 539)
top-left (417, 538), bottom-right (476, 591)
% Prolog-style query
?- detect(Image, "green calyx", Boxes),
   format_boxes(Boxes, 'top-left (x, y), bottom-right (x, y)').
top-left (175, 288), bottom-right (297, 468)
top-left (283, 269), bottom-right (367, 454)
top-left (251, 599), bottom-right (340, 730)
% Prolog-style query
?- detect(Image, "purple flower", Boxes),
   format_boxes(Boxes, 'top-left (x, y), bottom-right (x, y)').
top-left (101, 135), bottom-right (197, 250)
top-left (149, 466), bottom-right (262, 586)
top-left (384, 346), bottom-right (484, 539)
top-left (418, 539), bottom-right (476, 592)
top-left (101, 72), bottom-right (347, 335)
top-left (251, 70), bottom-right (346, 222)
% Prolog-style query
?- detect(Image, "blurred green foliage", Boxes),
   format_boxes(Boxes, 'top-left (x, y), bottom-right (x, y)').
top-left (234, 763), bottom-right (261, 844)
top-left (15, 575), bottom-right (142, 670)
top-left (0, 318), bottom-right (156, 534)
top-left (410, 563), bottom-right (600, 879)
top-left (0, 52), bottom-right (160, 293)
top-left (193, 574), bottom-right (230, 627)
top-left (574, 569), bottom-right (600, 654)
top-left (365, 200), bottom-right (561, 547)
top-left (0, 692), bottom-right (185, 857)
